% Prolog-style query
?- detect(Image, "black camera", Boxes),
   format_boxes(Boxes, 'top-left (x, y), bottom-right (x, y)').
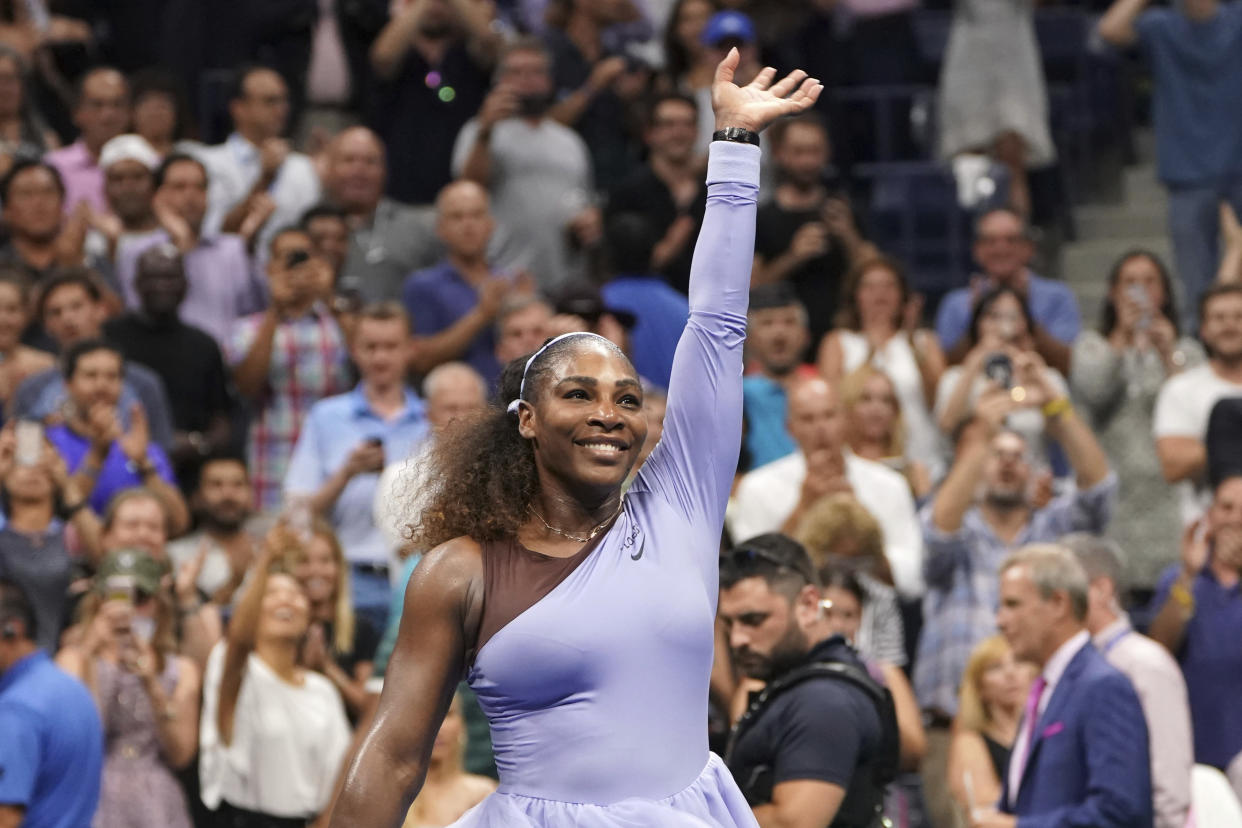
top-left (983, 352), bottom-right (1014, 389)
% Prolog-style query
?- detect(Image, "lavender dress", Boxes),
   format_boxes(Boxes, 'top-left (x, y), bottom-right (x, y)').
top-left (452, 142), bottom-right (761, 827)
top-left (94, 657), bottom-right (193, 828)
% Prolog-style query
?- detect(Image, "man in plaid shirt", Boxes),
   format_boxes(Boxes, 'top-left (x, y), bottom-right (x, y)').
top-left (228, 227), bottom-right (352, 510)
top-left (914, 357), bottom-right (1115, 825)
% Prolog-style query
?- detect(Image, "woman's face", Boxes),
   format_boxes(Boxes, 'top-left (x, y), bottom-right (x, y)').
top-left (978, 649), bottom-right (1032, 713)
top-left (258, 573), bottom-right (310, 641)
top-left (820, 585), bottom-right (862, 641)
top-left (855, 266), bottom-right (902, 328)
top-left (675, 0), bottom-right (713, 54)
top-left (431, 697), bottom-right (464, 765)
top-left (978, 293), bottom-right (1029, 346)
top-left (295, 534), bottom-right (339, 605)
top-left (132, 91), bottom-right (177, 145)
top-left (1111, 255), bottom-right (1166, 316)
top-left (0, 281), bottom-right (26, 350)
top-left (851, 373), bottom-right (897, 443)
top-left (519, 342), bottom-right (649, 496)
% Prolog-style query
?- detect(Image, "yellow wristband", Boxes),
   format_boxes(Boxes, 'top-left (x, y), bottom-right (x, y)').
top-left (1170, 582), bottom-right (1196, 613)
top-left (1041, 397), bottom-right (1072, 420)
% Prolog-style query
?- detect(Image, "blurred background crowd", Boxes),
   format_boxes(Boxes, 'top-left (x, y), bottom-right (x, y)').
top-left (0, 0), bottom-right (1240, 825)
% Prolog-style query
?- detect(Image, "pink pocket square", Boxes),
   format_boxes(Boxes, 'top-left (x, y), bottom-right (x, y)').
top-left (1041, 722), bottom-right (1065, 738)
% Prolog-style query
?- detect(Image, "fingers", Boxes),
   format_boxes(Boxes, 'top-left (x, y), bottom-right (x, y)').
top-left (714, 46), bottom-right (739, 85)
top-left (788, 76), bottom-right (824, 110)
top-left (766, 68), bottom-right (805, 99)
top-left (748, 65), bottom-right (778, 92)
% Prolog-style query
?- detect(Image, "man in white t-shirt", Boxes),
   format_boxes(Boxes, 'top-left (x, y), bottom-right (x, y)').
top-left (451, 37), bottom-right (599, 292)
top-left (728, 377), bottom-right (925, 599)
top-left (1154, 283), bottom-right (1242, 523)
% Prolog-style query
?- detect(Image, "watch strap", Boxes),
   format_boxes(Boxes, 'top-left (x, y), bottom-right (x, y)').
top-left (712, 127), bottom-right (760, 147)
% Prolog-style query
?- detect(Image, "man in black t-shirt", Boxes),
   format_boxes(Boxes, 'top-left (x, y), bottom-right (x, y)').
top-left (720, 533), bottom-right (894, 828)
top-left (369, 0), bottom-right (498, 205)
top-left (608, 93), bottom-right (706, 294)
top-left (753, 115), bottom-right (875, 346)
top-left (104, 245), bottom-right (234, 489)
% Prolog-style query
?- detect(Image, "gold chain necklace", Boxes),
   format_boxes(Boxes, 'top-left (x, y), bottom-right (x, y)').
top-left (528, 500), bottom-right (624, 543)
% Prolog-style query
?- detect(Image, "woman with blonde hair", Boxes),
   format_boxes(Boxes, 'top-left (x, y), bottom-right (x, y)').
top-left (794, 492), bottom-right (906, 667)
top-left (404, 691), bottom-right (498, 828)
top-left (199, 542), bottom-right (351, 826)
top-left (947, 635), bottom-right (1036, 819)
top-left (839, 363), bottom-right (934, 499)
top-left (279, 519), bottom-right (378, 717)
top-left (56, 549), bottom-right (199, 828)
top-left (819, 255), bottom-right (945, 476)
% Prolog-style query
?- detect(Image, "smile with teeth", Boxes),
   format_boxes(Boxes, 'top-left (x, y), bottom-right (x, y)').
top-left (578, 440), bottom-right (628, 452)
top-left (273, 608), bottom-right (295, 621)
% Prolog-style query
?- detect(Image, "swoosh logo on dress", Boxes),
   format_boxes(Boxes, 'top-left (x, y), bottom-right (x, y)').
top-left (630, 535), bottom-right (645, 561)
top-left (622, 523), bottom-right (644, 560)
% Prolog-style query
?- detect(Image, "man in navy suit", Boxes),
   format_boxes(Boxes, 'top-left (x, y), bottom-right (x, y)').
top-left (971, 543), bottom-right (1153, 828)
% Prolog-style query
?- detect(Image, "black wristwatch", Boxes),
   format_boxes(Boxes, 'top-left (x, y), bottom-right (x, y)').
top-left (712, 127), bottom-right (760, 146)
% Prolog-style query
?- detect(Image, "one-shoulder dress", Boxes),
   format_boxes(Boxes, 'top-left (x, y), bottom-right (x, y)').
top-left (449, 141), bottom-right (761, 827)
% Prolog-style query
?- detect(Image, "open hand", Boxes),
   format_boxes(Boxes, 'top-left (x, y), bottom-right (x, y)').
top-left (711, 48), bottom-right (822, 133)
top-left (118, 402), bottom-right (151, 464)
top-left (1181, 518), bottom-right (1208, 577)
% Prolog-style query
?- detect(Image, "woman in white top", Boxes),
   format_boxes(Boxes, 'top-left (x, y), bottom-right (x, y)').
top-left (200, 544), bottom-right (351, 827)
top-left (935, 286), bottom-right (1068, 474)
top-left (839, 364), bottom-right (934, 500)
top-left (819, 255), bottom-right (946, 477)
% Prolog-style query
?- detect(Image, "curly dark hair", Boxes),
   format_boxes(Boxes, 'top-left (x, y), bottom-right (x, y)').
top-left (409, 333), bottom-right (632, 551)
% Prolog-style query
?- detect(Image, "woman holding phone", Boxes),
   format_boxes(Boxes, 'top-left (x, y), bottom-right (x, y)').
top-left (1071, 250), bottom-right (1202, 590)
top-left (56, 549), bottom-right (200, 828)
top-left (0, 422), bottom-right (103, 652)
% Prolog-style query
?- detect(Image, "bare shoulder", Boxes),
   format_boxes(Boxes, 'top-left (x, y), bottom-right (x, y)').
top-left (462, 773), bottom-right (498, 802)
top-left (402, 536), bottom-right (486, 642)
top-left (406, 537), bottom-right (485, 598)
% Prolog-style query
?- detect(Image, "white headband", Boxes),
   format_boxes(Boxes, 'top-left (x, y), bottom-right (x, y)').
top-left (506, 331), bottom-right (610, 414)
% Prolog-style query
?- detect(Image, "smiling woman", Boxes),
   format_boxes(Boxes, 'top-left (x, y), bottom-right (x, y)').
top-left (331, 49), bottom-right (822, 828)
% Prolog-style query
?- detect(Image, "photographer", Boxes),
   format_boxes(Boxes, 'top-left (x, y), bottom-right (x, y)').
top-left (935, 287), bottom-right (1068, 476)
top-left (0, 421), bottom-right (103, 653)
top-left (56, 549), bottom-right (200, 828)
top-left (1071, 250), bottom-right (1202, 590)
top-left (228, 227), bottom-right (352, 510)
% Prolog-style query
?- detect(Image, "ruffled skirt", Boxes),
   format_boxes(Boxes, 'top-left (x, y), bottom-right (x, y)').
top-left (450, 753), bottom-right (758, 828)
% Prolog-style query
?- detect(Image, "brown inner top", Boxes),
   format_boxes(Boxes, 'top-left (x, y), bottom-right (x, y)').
top-left (474, 532), bottom-right (607, 659)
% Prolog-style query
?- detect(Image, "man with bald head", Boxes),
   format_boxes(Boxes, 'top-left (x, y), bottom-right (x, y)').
top-left (403, 179), bottom-right (528, 384)
top-left (728, 376), bottom-right (924, 600)
top-left (935, 208), bottom-right (1082, 372)
top-left (105, 245), bottom-right (234, 484)
top-left (46, 67), bottom-right (130, 214)
top-left (322, 126), bottom-right (440, 302)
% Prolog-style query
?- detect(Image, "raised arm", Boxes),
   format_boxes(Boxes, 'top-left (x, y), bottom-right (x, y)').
top-left (328, 540), bottom-right (482, 827)
top-left (1098, 0), bottom-right (1149, 47)
top-left (635, 51), bottom-right (820, 540)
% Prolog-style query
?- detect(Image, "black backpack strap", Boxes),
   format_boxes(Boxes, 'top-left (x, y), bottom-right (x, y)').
top-left (726, 659), bottom-right (901, 818)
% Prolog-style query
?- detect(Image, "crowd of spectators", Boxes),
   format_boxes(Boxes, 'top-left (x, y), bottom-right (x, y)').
top-left (0, 0), bottom-right (1241, 826)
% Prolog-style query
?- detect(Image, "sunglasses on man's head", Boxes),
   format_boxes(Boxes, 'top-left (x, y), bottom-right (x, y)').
top-left (721, 546), bottom-right (814, 583)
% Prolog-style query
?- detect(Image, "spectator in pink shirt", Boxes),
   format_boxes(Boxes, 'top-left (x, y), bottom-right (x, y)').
top-left (44, 67), bottom-right (130, 215)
